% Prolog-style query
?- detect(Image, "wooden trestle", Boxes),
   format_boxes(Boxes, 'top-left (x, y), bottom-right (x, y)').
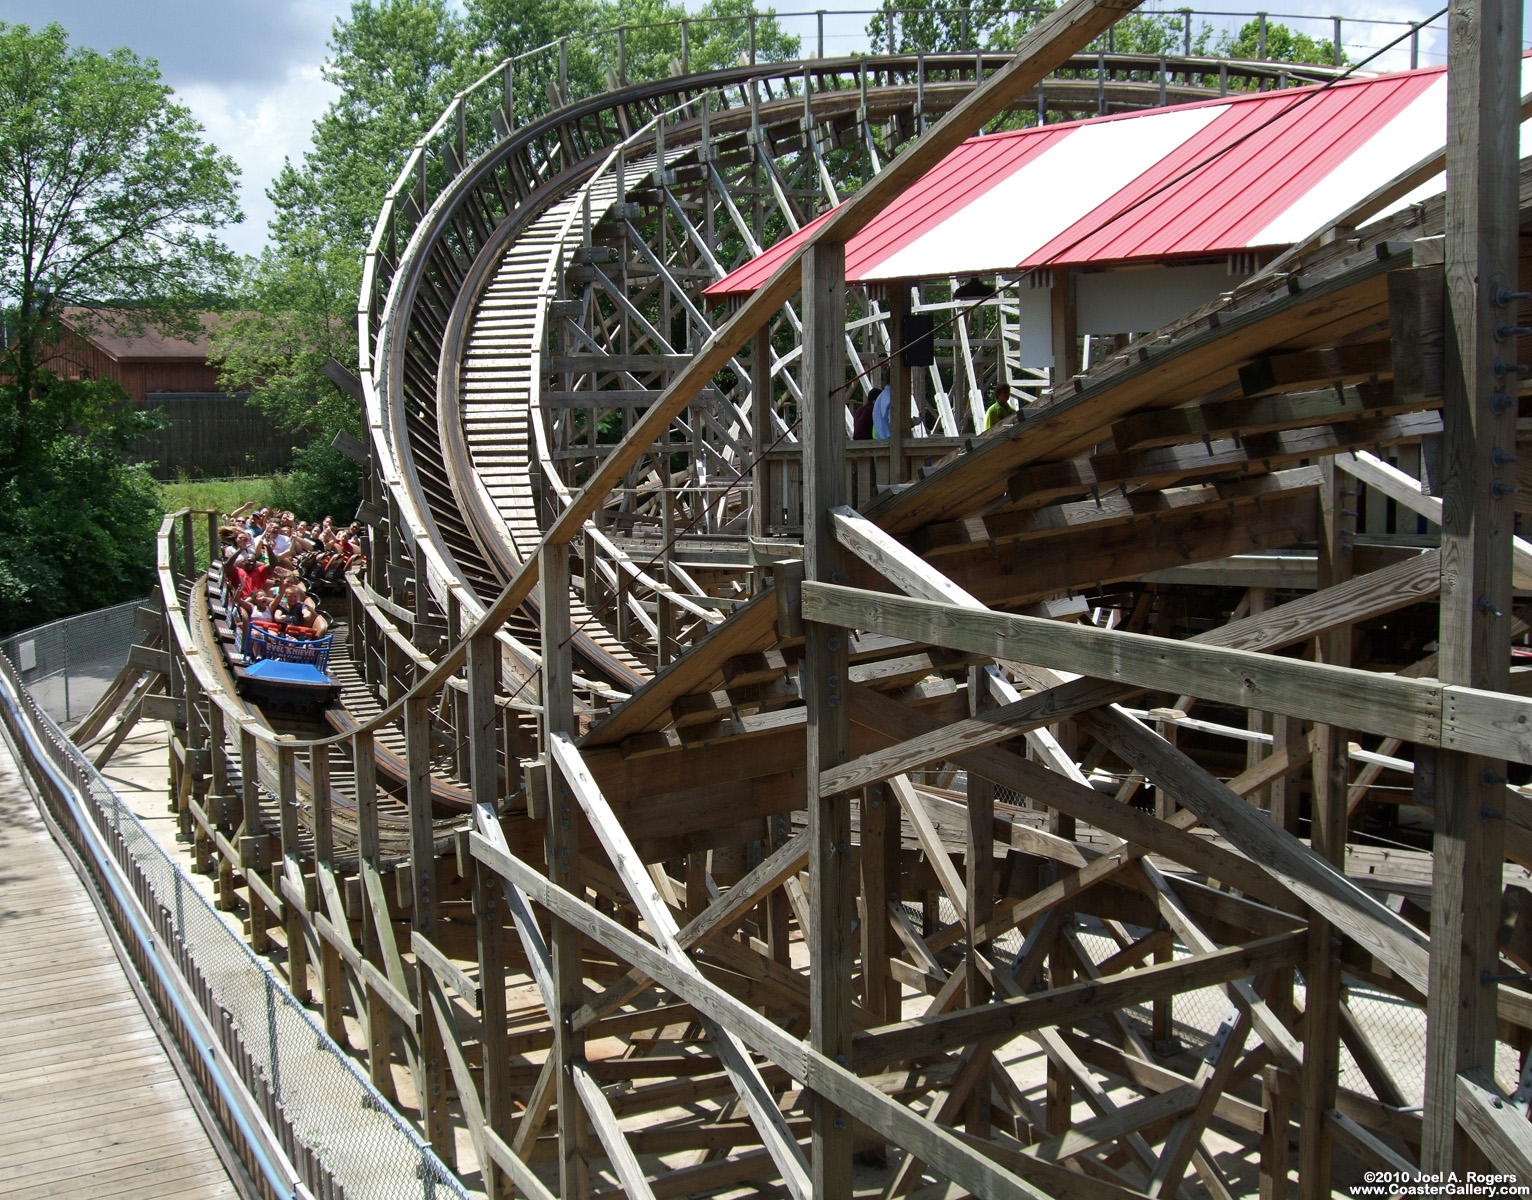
top-left (115, 0), bottom-right (1532, 1197)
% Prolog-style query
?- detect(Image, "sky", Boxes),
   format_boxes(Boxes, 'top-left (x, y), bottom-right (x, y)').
top-left (3, 0), bottom-right (1472, 260)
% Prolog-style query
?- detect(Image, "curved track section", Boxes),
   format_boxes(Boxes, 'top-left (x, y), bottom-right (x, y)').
top-left (366, 51), bottom-right (1340, 683)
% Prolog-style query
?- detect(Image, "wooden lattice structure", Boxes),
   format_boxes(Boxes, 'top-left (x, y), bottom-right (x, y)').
top-left (96, 2), bottom-right (1532, 1197)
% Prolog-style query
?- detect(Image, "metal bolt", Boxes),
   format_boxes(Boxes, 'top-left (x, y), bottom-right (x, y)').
top-left (830, 571), bottom-right (847, 584)
top-left (1495, 288), bottom-right (1532, 305)
top-left (827, 674), bottom-right (839, 687)
top-left (827, 695), bottom-right (839, 707)
top-left (1496, 323), bottom-right (1532, 341)
top-left (1492, 391), bottom-right (1516, 415)
top-left (1483, 767), bottom-right (1509, 786)
top-left (1492, 480), bottom-right (1516, 499)
top-left (827, 636), bottom-right (840, 650)
top-left (1494, 448), bottom-right (1518, 466)
top-left (1479, 595), bottom-right (1505, 617)
top-left (1493, 360), bottom-right (1528, 376)
top-left (1481, 803), bottom-right (1506, 821)
top-left (833, 1115), bottom-right (847, 1129)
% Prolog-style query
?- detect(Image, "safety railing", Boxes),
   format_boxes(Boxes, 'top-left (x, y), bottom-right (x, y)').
top-left (0, 644), bottom-right (470, 1200)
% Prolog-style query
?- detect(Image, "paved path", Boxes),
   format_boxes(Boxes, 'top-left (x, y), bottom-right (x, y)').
top-left (0, 732), bottom-right (238, 1199)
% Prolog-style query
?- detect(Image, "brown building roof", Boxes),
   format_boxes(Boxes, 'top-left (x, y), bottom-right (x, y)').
top-left (57, 308), bottom-right (223, 361)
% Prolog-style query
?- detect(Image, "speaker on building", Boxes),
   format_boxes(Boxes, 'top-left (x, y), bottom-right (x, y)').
top-left (902, 313), bottom-right (935, 368)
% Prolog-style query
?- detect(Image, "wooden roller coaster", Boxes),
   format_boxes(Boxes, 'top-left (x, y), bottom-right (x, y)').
top-left (103, 0), bottom-right (1532, 1196)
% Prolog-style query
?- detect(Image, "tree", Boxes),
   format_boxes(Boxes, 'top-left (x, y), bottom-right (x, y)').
top-left (596, 0), bottom-right (800, 82)
top-left (1218, 19), bottom-right (1342, 68)
top-left (0, 22), bottom-right (240, 631)
top-left (208, 227), bottom-right (363, 520)
top-left (0, 22), bottom-right (242, 459)
top-left (867, 0), bottom-right (1043, 55)
top-left (268, 0), bottom-right (471, 257)
top-left (248, 1), bottom-right (470, 521)
top-left (467, 0), bottom-right (608, 123)
top-left (0, 372), bottom-right (164, 632)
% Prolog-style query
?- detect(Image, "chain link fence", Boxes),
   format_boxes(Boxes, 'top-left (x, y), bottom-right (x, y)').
top-left (1, 598), bottom-right (146, 727)
top-left (0, 648), bottom-right (471, 1200)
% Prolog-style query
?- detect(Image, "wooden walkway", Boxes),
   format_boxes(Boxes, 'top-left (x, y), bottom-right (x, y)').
top-left (0, 735), bottom-right (237, 1199)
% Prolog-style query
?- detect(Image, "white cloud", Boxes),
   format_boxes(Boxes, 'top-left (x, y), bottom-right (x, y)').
top-left (177, 63), bottom-right (339, 259)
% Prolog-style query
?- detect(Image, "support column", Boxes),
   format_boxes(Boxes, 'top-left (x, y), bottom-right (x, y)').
top-left (890, 281), bottom-right (912, 484)
top-left (751, 323), bottom-right (774, 583)
top-left (310, 742), bottom-right (346, 1044)
top-left (406, 696), bottom-right (452, 1158)
top-left (965, 666), bottom-right (995, 1136)
top-left (470, 629), bottom-right (512, 1198)
top-left (542, 539), bottom-right (590, 1200)
top-left (1423, 0), bottom-right (1520, 1170)
top-left (802, 240), bottom-right (853, 1200)
top-left (1050, 268), bottom-right (1078, 387)
top-left (1297, 460), bottom-right (1352, 1200)
top-left (353, 732), bottom-right (394, 1101)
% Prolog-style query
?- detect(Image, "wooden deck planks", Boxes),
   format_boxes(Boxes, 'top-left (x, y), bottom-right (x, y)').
top-left (0, 738), bottom-right (236, 1199)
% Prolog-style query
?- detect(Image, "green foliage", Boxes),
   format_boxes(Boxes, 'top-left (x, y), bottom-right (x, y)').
top-left (0, 373), bottom-right (164, 634)
top-left (867, 0), bottom-right (1049, 54)
top-left (0, 23), bottom-right (240, 630)
top-left (594, 0), bottom-right (799, 82)
top-left (1217, 19), bottom-right (1342, 68)
top-left (269, 440), bottom-right (364, 525)
top-left (268, 0), bottom-right (471, 256)
top-left (159, 476), bottom-right (279, 519)
top-left (468, 0), bottom-right (607, 121)
top-left (0, 22), bottom-right (242, 412)
top-left (209, 227), bottom-right (361, 442)
top-left (1087, 12), bottom-right (1214, 56)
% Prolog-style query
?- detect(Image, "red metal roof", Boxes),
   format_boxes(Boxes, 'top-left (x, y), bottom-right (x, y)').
top-left (705, 62), bottom-right (1476, 297)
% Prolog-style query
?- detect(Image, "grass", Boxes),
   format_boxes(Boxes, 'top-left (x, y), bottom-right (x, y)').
top-left (158, 475), bottom-right (280, 519)
top-left (157, 475), bottom-right (281, 567)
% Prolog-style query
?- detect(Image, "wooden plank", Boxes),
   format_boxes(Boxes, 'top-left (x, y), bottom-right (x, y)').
top-left (851, 931), bottom-right (1306, 1074)
top-left (1110, 380), bottom-right (1407, 450)
top-left (1455, 1068), bottom-right (1532, 1180)
top-left (1423, 0), bottom-right (1522, 1172)
top-left (547, 734), bottom-right (813, 1200)
top-left (1238, 340), bottom-right (1394, 396)
top-left (871, 255), bottom-right (1404, 533)
top-left (801, 238), bottom-right (856, 1200)
top-left (821, 548), bottom-right (1439, 797)
top-left (801, 581), bottom-right (1532, 765)
top-left (469, 829), bottom-right (1057, 1200)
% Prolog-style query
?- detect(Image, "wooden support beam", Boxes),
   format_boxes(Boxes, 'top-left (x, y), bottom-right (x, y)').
top-left (851, 931), bottom-right (1306, 1074)
top-left (1424, 0), bottom-right (1521, 1172)
top-left (548, 733), bottom-right (813, 1200)
top-left (541, 539), bottom-right (590, 1200)
top-left (1110, 380), bottom-right (1408, 451)
top-left (469, 831), bottom-right (1056, 1200)
top-left (821, 546), bottom-right (1439, 797)
top-left (1238, 341), bottom-right (1394, 396)
top-left (800, 581), bottom-right (1532, 766)
top-left (802, 238), bottom-right (855, 1200)
top-left (1298, 460), bottom-right (1352, 1199)
top-left (1456, 1068), bottom-right (1532, 1179)
top-left (406, 693), bottom-right (452, 1159)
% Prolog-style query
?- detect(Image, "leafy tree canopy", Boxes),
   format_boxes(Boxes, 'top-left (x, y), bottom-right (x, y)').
top-left (0, 22), bottom-right (240, 631)
top-left (267, 0), bottom-right (473, 257)
top-left (0, 21), bottom-right (242, 443)
top-left (1217, 18), bottom-right (1342, 67)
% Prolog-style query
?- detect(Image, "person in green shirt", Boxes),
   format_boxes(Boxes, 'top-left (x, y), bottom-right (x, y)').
top-left (983, 382), bottom-right (1016, 431)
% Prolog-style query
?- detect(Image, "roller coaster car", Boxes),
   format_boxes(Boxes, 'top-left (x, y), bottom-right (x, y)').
top-left (208, 569), bottom-right (342, 715)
